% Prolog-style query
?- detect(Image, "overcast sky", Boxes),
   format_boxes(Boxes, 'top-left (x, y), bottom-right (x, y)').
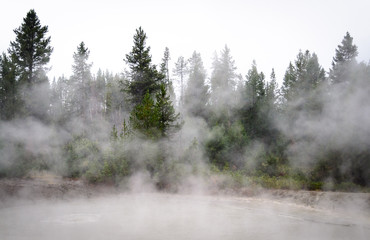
top-left (1, 0), bottom-right (370, 84)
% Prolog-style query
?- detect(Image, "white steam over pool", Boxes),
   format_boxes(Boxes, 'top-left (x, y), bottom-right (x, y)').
top-left (0, 194), bottom-right (369, 240)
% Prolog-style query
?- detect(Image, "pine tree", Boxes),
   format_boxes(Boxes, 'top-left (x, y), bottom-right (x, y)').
top-left (0, 53), bottom-right (20, 120)
top-left (9, 9), bottom-right (53, 85)
top-left (125, 27), bottom-right (163, 105)
top-left (160, 47), bottom-right (170, 85)
top-left (329, 32), bottom-right (358, 83)
top-left (129, 91), bottom-right (160, 139)
top-left (67, 42), bottom-right (92, 119)
top-left (50, 76), bottom-right (63, 122)
top-left (173, 56), bottom-right (188, 108)
top-left (7, 9), bottom-right (53, 121)
top-left (155, 83), bottom-right (180, 137)
top-left (245, 60), bottom-right (265, 107)
top-left (129, 84), bottom-right (181, 139)
top-left (160, 47), bottom-right (175, 102)
top-left (266, 68), bottom-right (278, 105)
top-left (92, 69), bottom-right (106, 117)
top-left (210, 45), bottom-right (237, 106)
top-left (105, 72), bottom-right (127, 123)
top-left (281, 62), bottom-right (296, 102)
top-left (242, 61), bottom-right (266, 139)
top-left (281, 50), bottom-right (325, 102)
top-left (184, 51), bottom-right (209, 118)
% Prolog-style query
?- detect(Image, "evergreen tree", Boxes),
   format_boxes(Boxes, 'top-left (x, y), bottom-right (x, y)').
top-left (184, 51), bottom-right (209, 118)
top-left (0, 53), bottom-right (20, 120)
top-left (281, 62), bottom-right (297, 102)
top-left (9, 9), bottom-right (53, 85)
top-left (281, 50), bottom-right (325, 103)
top-left (92, 69), bottom-right (106, 116)
top-left (129, 91), bottom-right (160, 139)
top-left (129, 84), bottom-right (181, 139)
top-left (160, 47), bottom-right (170, 85)
top-left (173, 56), bottom-right (188, 108)
top-left (7, 9), bottom-right (53, 120)
top-left (50, 76), bottom-right (64, 122)
top-left (66, 42), bottom-right (92, 119)
top-left (245, 60), bottom-right (265, 107)
top-left (241, 61), bottom-right (267, 139)
top-left (125, 27), bottom-right (163, 105)
top-left (305, 53), bottom-right (326, 90)
top-left (210, 45), bottom-right (237, 106)
top-left (160, 47), bottom-right (175, 102)
top-left (106, 72), bottom-right (127, 123)
top-left (155, 83), bottom-right (180, 137)
top-left (266, 68), bottom-right (278, 105)
top-left (208, 46), bottom-right (240, 127)
top-left (329, 32), bottom-right (358, 83)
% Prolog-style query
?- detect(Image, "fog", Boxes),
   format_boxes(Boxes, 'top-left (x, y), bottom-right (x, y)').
top-left (1, 7), bottom-right (370, 240)
top-left (0, 193), bottom-right (369, 240)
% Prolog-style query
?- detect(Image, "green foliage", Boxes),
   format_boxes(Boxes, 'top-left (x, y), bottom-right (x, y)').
top-left (241, 61), bottom-right (276, 141)
top-left (129, 84), bottom-right (181, 139)
top-left (184, 51), bottom-right (209, 118)
top-left (9, 9), bottom-right (53, 85)
top-left (330, 32), bottom-right (358, 83)
top-left (64, 42), bottom-right (93, 119)
top-left (3, 9), bottom-right (53, 121)
top-left (256, 154), bottom-right (290, 177)
top-left (110, 124), bottom-right (119, 141)
top-left (0, 142), bottom-right (50, 178)
top-left (129, 91), bottom-right (160, 139)
top-left (206, 122), bottom-right (248, 169)
top-left (281, 50), bottom-right (325, 103)
top-left (1, 16), bottom-right (368, 193)
top-left (85, 147), bottom-right (130, 183)
top-left (0, 53), bottom-right (21, 120)
top-left (125, 27), bottom-right (163, 105)
top-left (251, 175), bottom-right (305, 190)
top-left (104, 72), bottom-right (128, 120)
top-left (173, 56), bottom-right (188, 108)
top-left (210, 45), bottom-right (237, 106)
top-left (155, 84), bottom-right (181, 137)
top-left (63, 135), bottom-right (100, 178)
top-left (246, 61), bottom-right (265, 106)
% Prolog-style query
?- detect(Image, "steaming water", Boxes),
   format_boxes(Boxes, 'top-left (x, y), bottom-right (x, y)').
top-left (0, 194), bottom-right (369, 240)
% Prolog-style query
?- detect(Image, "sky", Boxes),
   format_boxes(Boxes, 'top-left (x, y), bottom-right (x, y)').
top-left (1, 0), bottom-right (370, 84)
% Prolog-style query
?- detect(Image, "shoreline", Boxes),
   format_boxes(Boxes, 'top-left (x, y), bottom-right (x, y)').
top-left (1, 177), bottom-right (369, 216)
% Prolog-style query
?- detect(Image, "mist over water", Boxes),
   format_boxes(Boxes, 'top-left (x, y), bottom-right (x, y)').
top-left (0, 193), bottom-right (369, 240)
top-left (1, 7), bottom-right (370, 240)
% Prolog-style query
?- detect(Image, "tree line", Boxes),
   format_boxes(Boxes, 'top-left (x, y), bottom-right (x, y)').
top-left (0, 10), bottom-right (369, 191)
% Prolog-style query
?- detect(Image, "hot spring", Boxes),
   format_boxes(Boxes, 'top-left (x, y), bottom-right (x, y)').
top-left (0, 193), bottom-right (369, 240)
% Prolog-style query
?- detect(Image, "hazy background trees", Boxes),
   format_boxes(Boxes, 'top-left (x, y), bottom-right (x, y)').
top-left (1, 9), bottom-right (369, 191)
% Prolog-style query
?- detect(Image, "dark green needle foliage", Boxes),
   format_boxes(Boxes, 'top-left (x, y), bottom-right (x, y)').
top-left (124, 27), bottom-right (163, 106)
top-left (9, 9), bottom-right (52, 85)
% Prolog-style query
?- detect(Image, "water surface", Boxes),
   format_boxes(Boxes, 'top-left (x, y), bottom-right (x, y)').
top-left (0, 194), bottom-right (368, 240)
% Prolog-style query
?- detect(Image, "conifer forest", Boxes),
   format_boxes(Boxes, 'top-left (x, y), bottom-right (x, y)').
top-left (1, 9), bottom-right (370, 192)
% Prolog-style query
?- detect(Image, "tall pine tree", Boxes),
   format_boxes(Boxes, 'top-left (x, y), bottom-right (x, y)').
top-left (9, 9), bottom-right (52, 85)
top-left (184, 51), bottom-right (209, 118)
top-left (66, 42), bottom-right (92, 119)
top-left (160, 47), bottom-right (175, 102)
top-left (173, 56), bottom-right (188, 108)
top-left (8, 9), bottom-right (53, 121)
top-left (0, 53), bottom-right (20, 120)
top-left (125, 27), bottom-right (163, 106)
top-left (329, 32), bottom-right (358, 84)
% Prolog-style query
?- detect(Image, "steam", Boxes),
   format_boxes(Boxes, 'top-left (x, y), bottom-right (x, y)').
top-left (277, 64), bottom-right (370, 185)
top-left (0, 193), bottom-right (368, 240)
top-left (1, 49), bottom-right (369, 240)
